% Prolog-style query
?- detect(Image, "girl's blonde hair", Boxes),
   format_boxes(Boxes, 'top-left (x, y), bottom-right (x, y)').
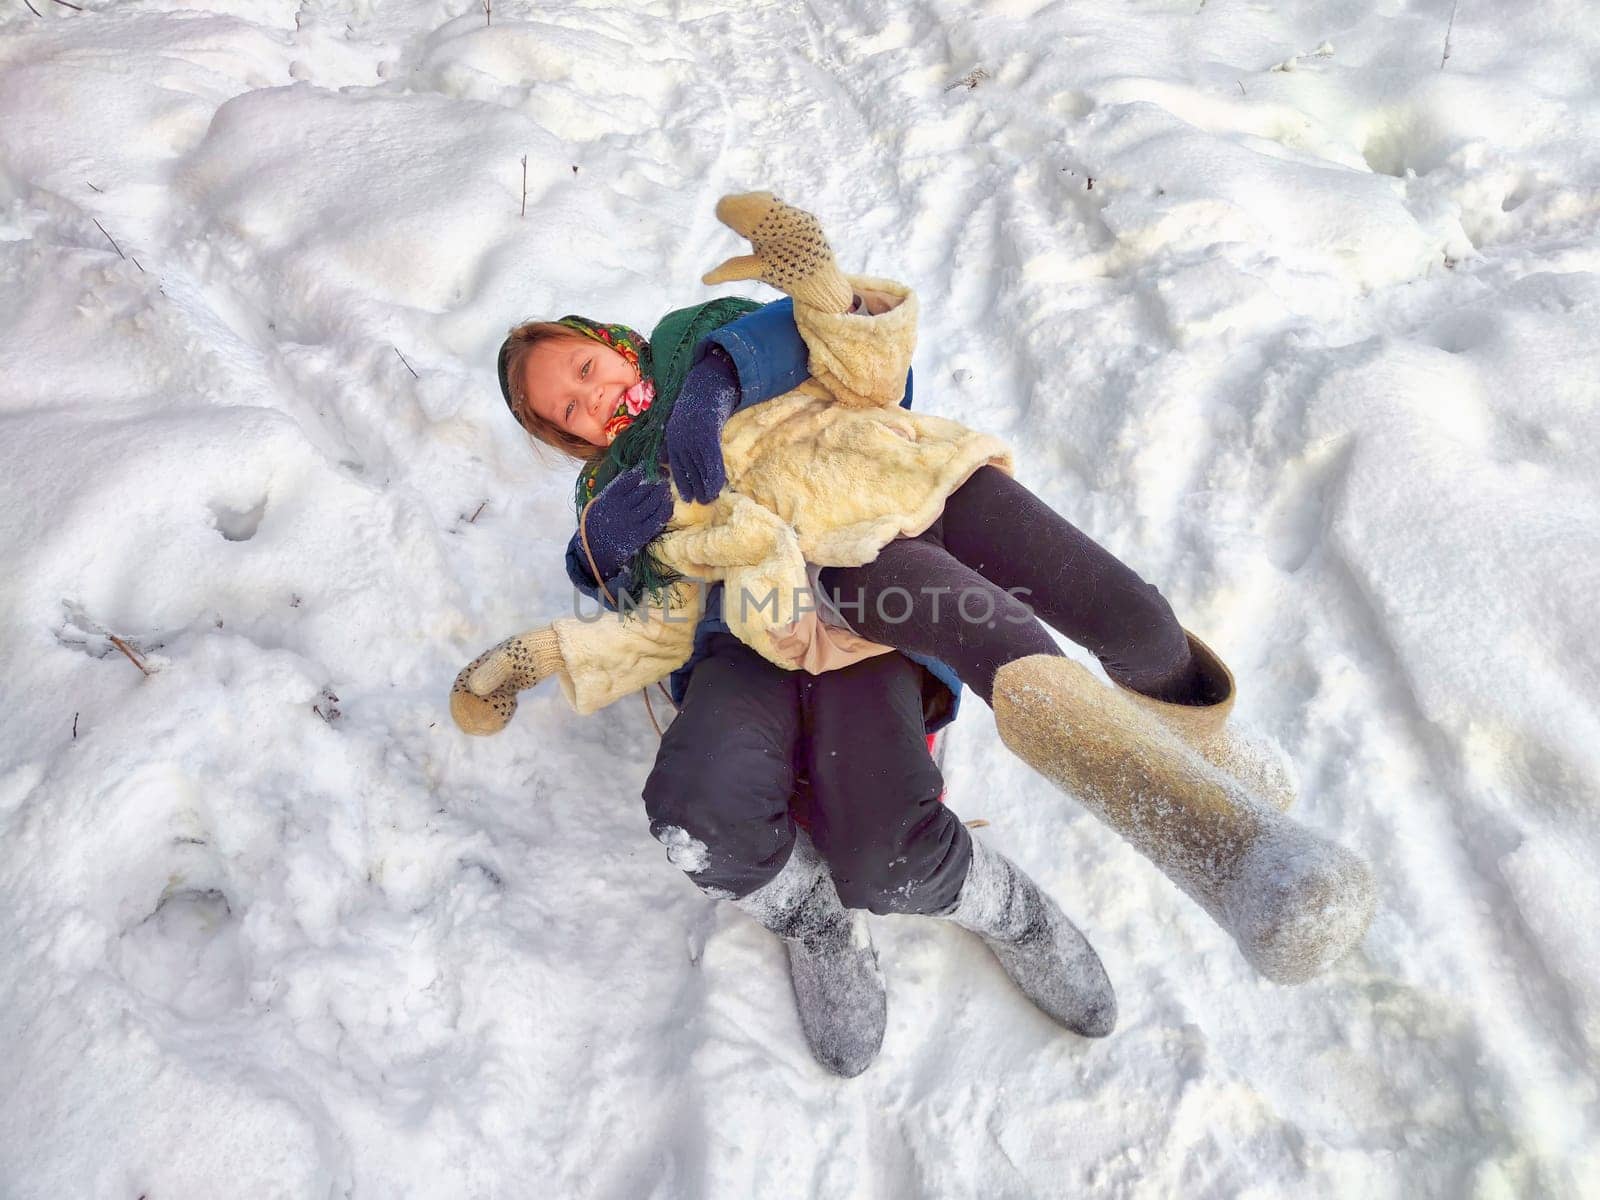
top-left (501, 321), bottom-right (608, 464)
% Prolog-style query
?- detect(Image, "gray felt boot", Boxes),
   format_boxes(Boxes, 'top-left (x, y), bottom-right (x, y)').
top-left (941, 839), bottom-right (1117, 1037)
top-left (732, 836), bottom-right (887, 1077)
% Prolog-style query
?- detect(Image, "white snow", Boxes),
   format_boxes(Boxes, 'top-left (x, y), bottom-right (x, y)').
top-left (656, 824), bottom-right (711, 875)
top-left (3, 0), bottom-right (1599, 1197)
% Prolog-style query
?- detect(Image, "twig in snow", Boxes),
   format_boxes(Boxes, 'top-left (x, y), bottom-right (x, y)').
top-left (89, 219), bottom-right (146, 273)
top-left (484, 0), bottom-right (491, 26)
top-left (963, 818), bottom-right (990, 829)
top-left (394, 346), bottom-right (418, 378)
top-left (86, 181), bottom-right (102, 193)
top-left (108, 634), bottom-right (152, 677)
top-left (1441, 1), bottom-right (1459, 69)
top-left (72, 712), bottom-right (79, 739)
top-left (51, 0), bottom-right (84, 9)
top-left (943, 67), bottom-right (990, 93)
top-left (468, 500), bottom-right (487, 523)
top-left (24, 0), bottom-right (43, 17)
top-left (520, 155), bottom-right (528, 218)
top-left (1237, 80), bottom-right (1246, 95)
top-left (91, 218), bottom-right (125, 260)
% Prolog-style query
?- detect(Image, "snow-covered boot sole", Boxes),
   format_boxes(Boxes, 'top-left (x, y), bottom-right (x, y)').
top-left (992, 654), bottom-right (1375, 984)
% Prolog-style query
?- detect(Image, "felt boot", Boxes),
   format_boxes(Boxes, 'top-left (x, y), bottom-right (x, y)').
top-left (940, 839), bottom-right (1116, 1037)
top-left (1115, 629), bottom-right (1298, 812)
top-left (732, 837), bottom-right (887, 1078)
top-left (990, 654), bottom-right (1375, 985)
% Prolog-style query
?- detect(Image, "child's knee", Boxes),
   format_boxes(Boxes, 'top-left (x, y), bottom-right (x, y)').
top-left (643, 754), bottom-right (795, 897)
top-left (824, 813), bottom-right (972, 916)
top-left (646, 814), bottom-right (794, 900)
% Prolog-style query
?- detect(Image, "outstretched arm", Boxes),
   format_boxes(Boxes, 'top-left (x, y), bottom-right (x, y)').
top-left (698, 295), bottom-right (915, 411)
top-left (701, 192), bottom-right (920, 410)
top-left (670, 195), bottom-right (921, 499)
top-left (450, 585), bottom-right (706, 733)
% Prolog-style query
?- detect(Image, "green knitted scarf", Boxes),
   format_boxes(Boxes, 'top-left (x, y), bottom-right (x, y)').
top-left (567, 296), bottom-right (760, 600)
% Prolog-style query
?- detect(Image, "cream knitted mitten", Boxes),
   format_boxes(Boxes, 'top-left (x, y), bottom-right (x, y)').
top-left (449, 627), bottom-right (565, 736)
top-left (702, 192), bottom-right (855, 314)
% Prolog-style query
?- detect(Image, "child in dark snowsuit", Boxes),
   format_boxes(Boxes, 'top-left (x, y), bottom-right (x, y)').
top-left (561, 295), bottom-right (973, 916)
top-left (453, 193), bottom-right (1374, 1076)
top-left (543, 290), bottom-right (1109, 1077)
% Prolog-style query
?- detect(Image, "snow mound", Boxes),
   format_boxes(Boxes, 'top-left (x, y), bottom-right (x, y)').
top-left (3, 0), bottom-right (1599, 1196)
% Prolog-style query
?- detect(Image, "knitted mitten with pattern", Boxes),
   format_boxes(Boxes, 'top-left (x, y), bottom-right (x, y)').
top-left (449, 627), bottom-right (564, 736)
top-left (701, 192), bottom-right (855, 314)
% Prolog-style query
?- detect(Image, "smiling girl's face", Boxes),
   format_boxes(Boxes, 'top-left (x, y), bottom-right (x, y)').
top-left (519, 335), bottom-right (640, 447)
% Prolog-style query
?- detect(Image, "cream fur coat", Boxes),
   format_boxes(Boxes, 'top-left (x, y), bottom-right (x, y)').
top-left (548, 275), bottom-right (1012, 714)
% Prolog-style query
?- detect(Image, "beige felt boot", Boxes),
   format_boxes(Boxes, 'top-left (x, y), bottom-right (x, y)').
top-left (1114, 629), bottom-right (1298, 812)
top-left (990, 654), bottom-right (1375, 985)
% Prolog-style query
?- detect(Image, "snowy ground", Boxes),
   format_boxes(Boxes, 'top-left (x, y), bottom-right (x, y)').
top-left (2, 0), bottom-right (1598, 1196)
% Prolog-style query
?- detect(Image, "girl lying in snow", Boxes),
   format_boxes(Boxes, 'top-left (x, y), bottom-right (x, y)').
top-left (451, 193), bottom-right (1375, 1075)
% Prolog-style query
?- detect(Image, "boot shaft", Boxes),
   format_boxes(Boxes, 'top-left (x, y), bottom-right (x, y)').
top-left (936, 838), bottom-right (1118, 1038)
top-left (941, 838), bottom-right (1038, 943)
top-left (729, 837), bottom-right (852, 948)
top-left (725, 833), bottom-right (887, 1077)
top-left (989, 653), bottom-right (1375, 984)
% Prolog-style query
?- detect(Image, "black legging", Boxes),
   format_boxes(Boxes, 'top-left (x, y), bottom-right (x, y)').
top-left (819, 466), bottom-right (1197, 705)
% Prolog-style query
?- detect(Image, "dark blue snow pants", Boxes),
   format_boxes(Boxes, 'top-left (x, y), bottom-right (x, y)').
top-left (642, 633), bottom-right (971, 913)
